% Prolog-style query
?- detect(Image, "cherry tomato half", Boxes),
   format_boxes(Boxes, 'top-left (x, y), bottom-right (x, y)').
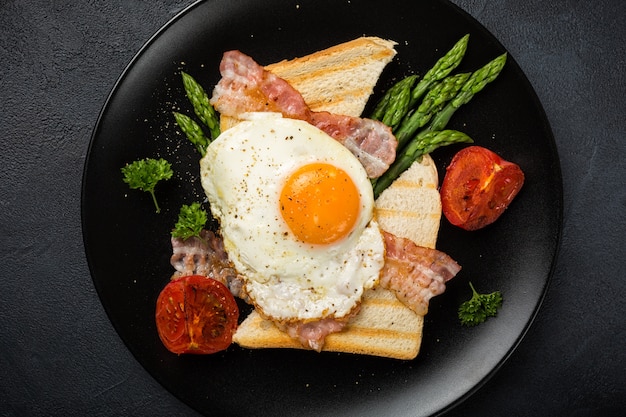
top-left (155, 275), bottom-right (239, 354)
top-left (440, 146), bottom-right (524, 231)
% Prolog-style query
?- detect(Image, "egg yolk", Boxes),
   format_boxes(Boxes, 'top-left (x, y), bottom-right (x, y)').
top-left (280, 162), bottom-right (361, 245)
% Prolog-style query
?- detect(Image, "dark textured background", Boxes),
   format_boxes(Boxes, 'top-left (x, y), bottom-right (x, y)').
top-left (1, 0), bottom-right (625, 416)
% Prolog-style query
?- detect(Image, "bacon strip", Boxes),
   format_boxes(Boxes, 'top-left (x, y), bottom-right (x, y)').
top-left (211, 50), bottom-right (310, 119)
top-left (210, 50), bottom-right (397, 178)
top-left (380, 231), bottom-right (461, 316)
top-left (309, 112), bottom-right (397, 179)
top-left (280, 317), bottom-right (351, 352)
top-left (170, 229), bottom-right (246, 299)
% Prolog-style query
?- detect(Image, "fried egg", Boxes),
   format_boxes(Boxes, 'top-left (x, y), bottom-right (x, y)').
top-left (200, 113), bottom-right (385, 322)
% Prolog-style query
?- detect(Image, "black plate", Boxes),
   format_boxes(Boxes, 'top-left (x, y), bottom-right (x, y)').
top-left (82, 0), bottom-right (562, 415)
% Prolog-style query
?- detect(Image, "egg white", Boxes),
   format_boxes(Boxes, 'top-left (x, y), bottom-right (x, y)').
top-left (200, 113), bottom-right (385, 322)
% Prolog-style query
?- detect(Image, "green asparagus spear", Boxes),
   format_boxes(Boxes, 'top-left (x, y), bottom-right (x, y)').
top-left (381, 75), bottom-right (418, 130)
top-left (410, 129), bottom-right (473, 156)
top-left (370, 35), bottom-right (468, 127)
top-left (173, 111), bottom-right (210, 156)
top-left (181, 71), bottom-right (220, 140)
top-left (427, 52), bottom-right (507, 132)
top-left (409, 34), bottom-right (470, 108)
top-left (373, 129), bottom-right (473, 198)
top-left (370, 75), bottom-right (418, 122)
top-left (394, 72), bottom-right (470, 150)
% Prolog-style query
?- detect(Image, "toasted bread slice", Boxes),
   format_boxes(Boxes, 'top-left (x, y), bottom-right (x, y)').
top-left (375, 154), bottom-right (441, 249)
top-left (265, 37), bottom-right (397, 116)
top-left (219, 36), bottom-right (397, 131)
top-left (233, 287), bottom-right (423, 360)
top-left (227, 37), bottom-right (441, 360)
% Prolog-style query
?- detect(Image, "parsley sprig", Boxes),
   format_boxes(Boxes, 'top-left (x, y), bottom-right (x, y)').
top-left (171, 202), bottom-right (207, 240)
top-left (121, 157), bottom-right (173, 213)
top-left (458, 281), bottom-right (503, 326)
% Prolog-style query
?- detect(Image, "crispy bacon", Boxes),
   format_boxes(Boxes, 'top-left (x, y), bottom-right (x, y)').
top-left (280, 316), bottom-right (351, 352)
top-left (309, 112), bottom-right (397, 179)
top-left (210, 50), bottom-right (397, 178)
top-left (170, 229), bottom-right (246, 299)
top-left (212, 50), bottom-right (311, 119)
top-left (380, 231), bottom-right (461, 316)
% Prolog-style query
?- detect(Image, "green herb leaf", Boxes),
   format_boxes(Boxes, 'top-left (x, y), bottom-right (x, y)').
top-left (458, 281), bottom-right (503, 326)
top-left (121, 158), bottom-right (173, 213)
top-left (171, 202), bottom-right (208, 240)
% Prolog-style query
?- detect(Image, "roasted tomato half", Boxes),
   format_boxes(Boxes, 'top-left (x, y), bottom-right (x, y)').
top-left (155, 275), bottom-right (239, 354)
top-left (440, 146), bottom-right (524, 231)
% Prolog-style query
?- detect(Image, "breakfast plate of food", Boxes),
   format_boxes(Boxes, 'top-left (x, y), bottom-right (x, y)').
top-left (81, 0), bottom-right (562, 415)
